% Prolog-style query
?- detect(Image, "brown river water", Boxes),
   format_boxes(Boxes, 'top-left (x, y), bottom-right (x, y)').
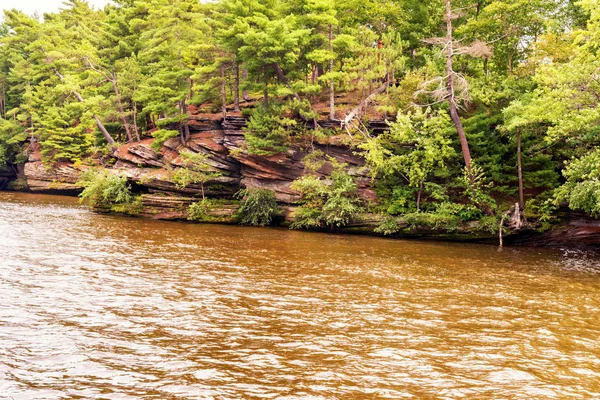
top-left (0, 192), bottom-right (599, 399)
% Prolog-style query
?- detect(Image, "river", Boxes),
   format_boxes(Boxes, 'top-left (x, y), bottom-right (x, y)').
top-left (0, 192), bottom-right (599, 399)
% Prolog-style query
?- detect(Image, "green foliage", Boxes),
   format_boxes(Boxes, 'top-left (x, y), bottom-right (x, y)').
top-left (404, 211), bottom-right (461, 232)
top-left (460, 162), bottom-right (497, 212)
top-left (235, 188), bottom-right (278, 226)
top-left (289, 175), bottom-right (329, 229)
top-left (478, 216), bottom-right (499, 235)
top-left (554, 149), bottom-right (600, 216)
top-left (187, 198), bottom-right (236, 223)
top-left (385, 185), bottom-right (417, 215)
top-left (321, 164), bottom-right (362, 227)
top-left (188, 198), bottom-right (219, 222)
top-left (361, 108), bottom-right (455, 184)
top-left (374, 214), bottom-right (401, 235)
top-left (402, 201), bottom-right (484, 232)
top-left (244, 103), bottom-right (296, 155)
top-left (0, 118), bottom-right (27, 169)
top-left (290, 160), bottom-right (361, 229)
top-left (78, 169), bottom-right (140, 214)
top-left (172, 150), bottom-right (222, 198)
top-left (525, 193), bottom-right (557, 231)
top-left (151, 129), bottom-right (179, 151)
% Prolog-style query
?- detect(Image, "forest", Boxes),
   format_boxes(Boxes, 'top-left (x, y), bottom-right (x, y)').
top-left (0, 0), bottom-right (599, 235)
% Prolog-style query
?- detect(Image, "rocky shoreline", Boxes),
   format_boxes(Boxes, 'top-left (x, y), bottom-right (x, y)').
top-left (2, 115), bottom-right (599, 249)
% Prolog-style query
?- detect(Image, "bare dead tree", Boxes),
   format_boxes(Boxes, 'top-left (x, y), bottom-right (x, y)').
top-left (417, 1), bottom-right (492, 170)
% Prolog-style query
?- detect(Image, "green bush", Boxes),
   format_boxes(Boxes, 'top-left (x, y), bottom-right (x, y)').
top-left (188, 198), bottom-right (216, 222)
top-left (554, 149), bottom-right (600, 216)
top-left (235, 188), bottom-right (278, 226)
top-left (151, 129), bottom-right (179, 151)
top-left (290, 161), bottom-right (362, 229)
top-left (78, 169), bottom-right (140, 214)
top-left (478, 215), bottom-right (499, 234)
top-left (460, 162), bottom-right (497, 212)
top-left (374, 215), bottom-right (401, 235)
top-left (172, 151), bottom-right (222, 198)
top-left (244, 103), bottom-right (295, 155)
top-left (404, 212), bottom-right (461, 232)
top-left (0, 118), bottom-right (27, 169)
top-left (525, 193), bottom-right (558, 231)
top-left (401, 201), bottom-right (482, 232)
top-left (321, 167), bottom-right (362, 227)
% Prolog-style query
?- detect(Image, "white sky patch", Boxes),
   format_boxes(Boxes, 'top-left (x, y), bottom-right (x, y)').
top-left (2, 0), bottom-right (113, 18)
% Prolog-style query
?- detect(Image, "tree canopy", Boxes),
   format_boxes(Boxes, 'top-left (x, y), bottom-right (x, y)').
top-left (1, 0), bottom-right (600, 221)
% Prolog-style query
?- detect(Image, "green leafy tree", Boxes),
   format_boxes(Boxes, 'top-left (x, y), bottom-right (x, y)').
top-left (137, 0), bottom-right (209, 144)
top-left (78, 168), bottom-right (137, 213)
top-left (291, 159), bottom-right (361, 229)
top-left (361, 108), bottom-right (455, 211)
top-left (173, 150), bottom-right (223, 199)
top-left (235, 188), bottom-right (279, 225)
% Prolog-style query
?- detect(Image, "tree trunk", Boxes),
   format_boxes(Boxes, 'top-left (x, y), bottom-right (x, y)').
top-left (53, 69), bottom-right (115, 145)
top-left (342, 74), bottom-right (390, 127)
top-left (93, 116), bottom-right (116, 145)
top-left (517, 128), bottom-right (524, 210)
top-left (184, 123), bottom-right (191, 142)
top-left (180, 99), bottom-right (190, 143)
top-left (220, 65), bottom-right (227, 119)
top-left (112, 78), bottom-right (133, 142)
top-left (271, 63), bottom-right (303, 103)
top-left (0, 84), bottom-right (5, 119)
top-left (132, 101), bottom-right (140, 141)
top-left (263, 86), bottom-right (268, 106)
top-left (272, 63), bottom-right (289, 84)
top-left (242, 69), bottom-right (249, 101)
top-left (446, 0), bottom-right (471, 169)
top-left (329, 24), bottom-right (335, 121)
top-left (234, 63), bottom-right (241, 112)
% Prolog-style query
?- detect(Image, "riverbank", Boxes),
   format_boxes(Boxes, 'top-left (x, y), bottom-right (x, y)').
top-left (2, 114), bottom-right (599, 249)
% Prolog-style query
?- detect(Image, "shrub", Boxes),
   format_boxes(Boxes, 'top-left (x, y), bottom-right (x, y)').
top-left (524, 193), bottom-right (558, 231)
top-left (375, 215), bottom-right (401, 235)
top-left (188, 199), bottom-right (215, 222)
top-left (321, 167), bottom-right (361, 228)
top-left (401, 201), bottom-right (481, 232)
top-left (151, 129), bottom-right (179, 151)
top-left (460, 162), bottom-right (497, 213)
top-left (290, 161), bottom-right (362, 229)
top-left (78, 169), bottom-right (139, 214)
top-left (235, 188), bottom-right (278, 226)
top-left (0, 118), bottom-right (27, 169)
top-left (478, 215), bottom-right (499, 234)
top-left (172, 151), bottom-right (222, 198)
top-left (404, 212), bottom-right (461, 231)
top-left (244, 103), bottom-right (295, 155)
top-left (554, 149), bottom-right (600, 216)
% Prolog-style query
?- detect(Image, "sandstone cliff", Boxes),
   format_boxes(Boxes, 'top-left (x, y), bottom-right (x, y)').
top-left (8, 115), bottom-right (600, 248)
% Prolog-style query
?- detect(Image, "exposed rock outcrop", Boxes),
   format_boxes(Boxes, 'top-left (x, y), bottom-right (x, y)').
top-left (17, 115), bottom-right (376, 203)
top-left (505, 212), bottom-right (600, 248)
top-left (9, 115), bottom-right (600, 248)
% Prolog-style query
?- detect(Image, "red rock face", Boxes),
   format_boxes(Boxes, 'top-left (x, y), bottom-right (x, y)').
top-left (506, 213), bottom-right (600, 248)
top-left (13, 121), bottom-right (600, 247)
top-left (106, 116), bottom-right (374, 204)
top-left (19, 115), bottom-right (378, 206)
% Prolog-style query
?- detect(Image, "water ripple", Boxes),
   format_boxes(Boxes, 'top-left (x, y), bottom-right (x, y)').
top-left (1, 192), bottom-right (600, 399)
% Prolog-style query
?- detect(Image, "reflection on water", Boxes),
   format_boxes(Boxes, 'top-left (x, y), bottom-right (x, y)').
top-left (0, 192), bottom-right (599, 399)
